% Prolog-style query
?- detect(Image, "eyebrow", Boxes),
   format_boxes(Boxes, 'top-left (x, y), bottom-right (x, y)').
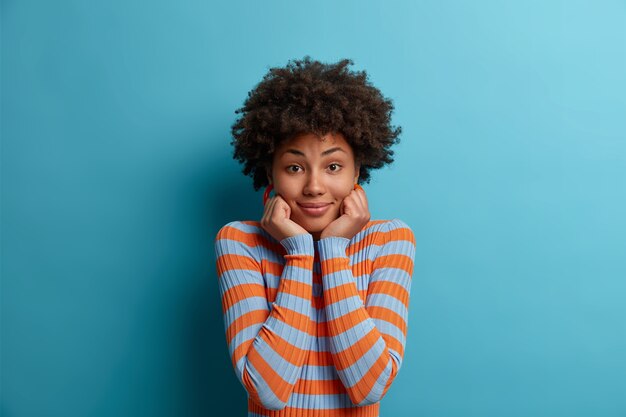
top-left (282, 147), bottom-right (347, 157)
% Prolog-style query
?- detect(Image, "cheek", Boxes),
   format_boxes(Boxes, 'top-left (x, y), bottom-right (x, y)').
top-left (332, 183), bottom-right (354, 200)
top-left (272, 179), bottom-right (296, 198)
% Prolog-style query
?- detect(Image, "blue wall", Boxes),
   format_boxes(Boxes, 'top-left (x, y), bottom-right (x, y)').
top-left (2, 1), bottom-right (625, 416)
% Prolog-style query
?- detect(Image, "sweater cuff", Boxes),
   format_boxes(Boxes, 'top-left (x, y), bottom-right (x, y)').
top-left (317, 236), bottom-right (350, 259)
top-left (280, 233), bottom-right (314, 254)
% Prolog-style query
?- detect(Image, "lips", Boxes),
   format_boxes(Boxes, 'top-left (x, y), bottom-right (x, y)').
top-left (297, 202), bottom-right (332, 217)
top-left (298, 202), bottom-right (332, 208)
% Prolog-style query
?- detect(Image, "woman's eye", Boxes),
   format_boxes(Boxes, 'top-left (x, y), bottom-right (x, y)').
top-left (287, 165), bottom-right (301, 173)
top-left (328, 163), bottom-right (342, 172)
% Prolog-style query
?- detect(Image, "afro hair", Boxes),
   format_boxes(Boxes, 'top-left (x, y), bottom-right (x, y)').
top-left (230, 56), bottom-right (402, 190)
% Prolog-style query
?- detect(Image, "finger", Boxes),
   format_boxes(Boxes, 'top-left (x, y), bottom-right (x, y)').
top-left (269, 196), bottom-right (281, 218)
top-left (345, 190), bottom-right (363, 213)
top-left (344, 191), bottom-right (367, 217)
top-left (353, 188), bottom-right (368, 210)
top-left (341, 194), bottom-right (357, 215)
top-left (271, 195), bottom-right (289, 220)
top-left (281, 201), bottom-right (291, 219)
top-left (350, 186), bottom-right (366, 203)
top-left (261, 202), bottom-right (270, 227)
top-left (275, 197), bottom-right (290, 218)
top-left (262, 196), bottom-right (278, 223)
top-left (352, 187), bottom-right (367, 208)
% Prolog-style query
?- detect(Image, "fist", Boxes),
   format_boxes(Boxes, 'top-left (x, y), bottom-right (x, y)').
top-left (320, 186), bottom-right (370, 240)
top-left (260, 195), bottom-right (308, 242)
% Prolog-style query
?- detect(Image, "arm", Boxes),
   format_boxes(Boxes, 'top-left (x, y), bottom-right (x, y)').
top-left (215, 222), bottom-right (315, 410)
top-left (318, 219), bottom-right (416, 406)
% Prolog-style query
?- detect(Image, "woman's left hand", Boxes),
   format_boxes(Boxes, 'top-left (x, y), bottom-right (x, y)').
top-left (320, 186), bottom-right (370, 240)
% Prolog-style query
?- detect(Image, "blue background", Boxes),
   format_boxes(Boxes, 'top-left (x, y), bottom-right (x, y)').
top-left (2, 1), bottom-right (625, 416)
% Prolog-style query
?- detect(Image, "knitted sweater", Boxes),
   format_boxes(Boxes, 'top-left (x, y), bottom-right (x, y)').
top-left (214, 219), bottom-right (416, 417)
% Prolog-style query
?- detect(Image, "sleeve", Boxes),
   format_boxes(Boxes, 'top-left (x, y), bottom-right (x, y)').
top-left (317, 219), bottom-right (416, 406)
top-left (215, 222), bottom-right (316, 411)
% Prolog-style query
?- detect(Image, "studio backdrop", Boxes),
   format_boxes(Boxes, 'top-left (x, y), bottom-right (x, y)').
top-left (2, 1), bottom-right (625, 416)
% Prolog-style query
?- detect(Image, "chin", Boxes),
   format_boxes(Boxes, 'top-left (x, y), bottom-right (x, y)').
top-left (295, 217), bottom-right (331, 234)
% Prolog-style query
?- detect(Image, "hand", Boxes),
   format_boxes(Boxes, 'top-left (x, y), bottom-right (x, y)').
top-left (260, 195), bottom-right (309, 242)
top-left (320, 186), bottom-right (370, 240)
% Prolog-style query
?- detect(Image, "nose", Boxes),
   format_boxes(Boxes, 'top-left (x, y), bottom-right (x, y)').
top-left (303, 171), bottom-right (325, 196)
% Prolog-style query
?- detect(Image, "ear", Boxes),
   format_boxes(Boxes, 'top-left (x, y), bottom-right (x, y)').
top-left (266, 167), bottom-right (273, 185)
top-left (353, 164), bottom-right (360, 184)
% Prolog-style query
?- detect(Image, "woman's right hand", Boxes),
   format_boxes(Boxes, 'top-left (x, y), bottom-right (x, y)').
top-left (260, 195), bottom-right (309, 242)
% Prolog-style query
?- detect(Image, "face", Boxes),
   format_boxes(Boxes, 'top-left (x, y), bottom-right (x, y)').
top-left (268, 132), bottom-right (360, 239)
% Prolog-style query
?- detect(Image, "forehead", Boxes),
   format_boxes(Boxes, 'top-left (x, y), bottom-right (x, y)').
top-left (276, 132), bottom-right (354, 156)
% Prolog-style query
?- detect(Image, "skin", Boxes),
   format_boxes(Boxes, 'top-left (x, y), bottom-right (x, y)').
top-left (260, 132), bottom-right (371, 242)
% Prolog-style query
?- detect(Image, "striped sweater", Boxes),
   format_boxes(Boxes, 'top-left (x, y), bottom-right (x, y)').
top-left (215, 219), bottom-right (416, 417)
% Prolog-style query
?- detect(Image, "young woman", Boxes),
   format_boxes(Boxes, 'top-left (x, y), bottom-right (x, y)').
top-left (215, 57), bottom-right (416, 417)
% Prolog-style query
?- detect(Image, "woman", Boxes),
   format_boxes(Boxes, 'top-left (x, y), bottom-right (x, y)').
top-left (215, 57), bottom-right (416, 417)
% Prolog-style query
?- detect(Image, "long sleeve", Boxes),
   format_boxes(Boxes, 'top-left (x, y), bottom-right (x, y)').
top-left (215, 222), bottom-right (316, 411)
top-left (318, 219), bottom-right (416, 406)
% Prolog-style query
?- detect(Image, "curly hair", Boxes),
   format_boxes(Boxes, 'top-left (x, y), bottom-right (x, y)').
top-left (230, 56), bottom-right (402, 191)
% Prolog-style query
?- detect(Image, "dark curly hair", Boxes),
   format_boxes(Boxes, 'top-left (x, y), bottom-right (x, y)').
top-left (230, 56), bottom-right (402, 191)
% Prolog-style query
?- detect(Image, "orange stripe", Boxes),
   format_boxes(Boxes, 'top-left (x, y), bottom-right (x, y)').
top-left (261, 260), bottom-right (283, 277)
top-left (270, 304), bottom-right (314, 335)
top-left (246, 343), bottom-right (293, 403)
top-left (216, 225), bottom-right (283, 253)
top-left (316, 322), bottom-right (330, 338)
top-left (325, 309), bottom-right (369, 335)
top-left (303, 351), bottom-right (334, 366)
top-left (344, 221), bottom-right (388, 256)
top-left (350, 258), bottom-right (373, 275)
top-left (266, 287), bottom-right (277, 304)
top-left (262, 255), bottom-right (314, 277)
top-left (234, 343), bottom-right (396, 370)
top-left (226, 310), bottom-right (269, 343)
top-left (216, 225), bottom-right (255, 245)
top-left (237, 346), bottom-right (344, 369)
top-left (344, 222), bottom-right (415, 257)
top-left (231, 331), bottom-right (317, 369)
top-left (367, 281), bottom-right (409, 309)
top-left (311, 295), bottom-right (324, 310)
top-left (382, 359), bottom-right (399, 397)
top-left (321, 257), bottom-right (351, 274)
top-left (257, 330), bottom-right (311, 366)
top-left (350, 350), bottom-right (389, 404)
top-left (333, 327), bottom-right (379, 371)
top-left (372, 254), bottom-right (414, 276)
top-left (382, 226), bottom-right (416, 245)
top-left (217, 254), bottom-right (260, 274)
top-left (367, 306), bottom-right (407, 334)
top-left (241, 369), bottom-right (263, 407)
top-left (284, 253), bottom-right (315, 268)
top-left (324, 281), bottom-right (358, 306)
top-left (293, 378), bottom-right (346, 395)
top-left (248, 401), bottom-right (380, 417)
top-left (270, 293), bottom-right (325, 310)
top-left (315, 227), bottom-right (415, 275)
top-left (221, 283), bottom-right (265, 314)
top-left (276, 279), bottom-right (312, 299)
top-left (381, 334), bottom-right (404, 358)
top-left (232, 338), bottom-right (255, 368)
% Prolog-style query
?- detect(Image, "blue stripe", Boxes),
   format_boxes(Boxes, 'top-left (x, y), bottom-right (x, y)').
top-left (300, 365), bottom-right (339, 380)
top-left (218, 269), bottom-right (263, 295)
top-left (253, 336), bottom-right (299, 385)
top-left (365, 293), bottom-right (408, 320)
top-left (263, 316), bottom-right (312, 351)
top-left (224, 296), bottom-right (269, 329)
top-left (338, 336), bottom-right (387, 388)
top-left (287, 392), bottom-right (354, 409)
top-left (245, 361), bottom-right (284, 409)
